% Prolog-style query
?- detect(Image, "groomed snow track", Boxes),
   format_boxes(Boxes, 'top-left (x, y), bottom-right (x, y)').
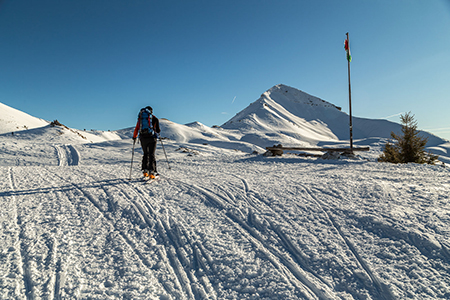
top-left (54, 145), bottom-right (80, 166)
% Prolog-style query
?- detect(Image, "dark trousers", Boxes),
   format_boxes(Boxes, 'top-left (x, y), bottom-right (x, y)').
top-left (140, 135), bottom-right (157, 173)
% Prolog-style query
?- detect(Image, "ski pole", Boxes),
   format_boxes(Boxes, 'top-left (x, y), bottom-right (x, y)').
top-left (129, 139), bottom-right (136, 180)
top-left (159, 137), bottom-right (171, 170)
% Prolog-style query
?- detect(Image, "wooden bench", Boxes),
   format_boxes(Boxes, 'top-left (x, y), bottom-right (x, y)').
top-left (265, 146), bottom-right (370, 156)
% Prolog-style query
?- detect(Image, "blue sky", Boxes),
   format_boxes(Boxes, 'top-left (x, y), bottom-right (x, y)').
top-left (1, 0), bottom-right (450, 140)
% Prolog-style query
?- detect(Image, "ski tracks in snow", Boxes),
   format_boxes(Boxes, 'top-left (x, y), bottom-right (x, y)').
top-left (52, 167), bottom-right (220, 300)
top-left (3, 166), bottom-right (172, 299)
top-left (5, 160), bottom-right (449, 299)
top-left (163, 168), bottom-right (402, 300)
top-left (54, 145), bottom-right (79, 166)
top-left (40, 168), bottom-right (171, 299)
top-left (2, 167), bottom-right (28, 299)
top-left (104, 175), bottom-right (218, 300)
top-left (228, 176), bottom-right (352, 300)
top-left (127, 186), bottom-right (218, 300)
top-left (164, 174), bottom-right (336, 300)
top-left (2, 167), bottom-right (65, 300)
top-left (307, 179), bottom-right (450, 299)
top-left (300, 184), bottom-right (395, 300)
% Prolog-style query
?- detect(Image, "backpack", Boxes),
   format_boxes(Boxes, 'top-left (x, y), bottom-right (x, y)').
top-left (139, 108), bottom-right (154, 136)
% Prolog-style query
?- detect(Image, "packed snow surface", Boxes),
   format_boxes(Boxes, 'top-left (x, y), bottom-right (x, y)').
top-left (0, 102), bottom-right (49, 134)
top-left (1, 85), bottom-right (450, 299)
top-left (2, 150), bottom-right (450, 299)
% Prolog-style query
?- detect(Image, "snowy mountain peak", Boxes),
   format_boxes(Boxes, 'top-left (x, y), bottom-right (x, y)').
top-left (263, 84), bottom-right (342, 111)
top-left (222, 84), bottom-right (343, 130)
top-left (218, 84), bottom-right (448, 160)
top-left (221, 84), bottom-right (346, 147)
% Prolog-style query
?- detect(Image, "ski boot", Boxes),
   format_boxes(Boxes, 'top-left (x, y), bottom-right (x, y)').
top-left (149, 171), bottom-right (159, 180)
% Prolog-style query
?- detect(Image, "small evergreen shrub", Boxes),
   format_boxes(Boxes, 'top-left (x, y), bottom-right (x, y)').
top-left (379, 112), bottom-right (438, 164)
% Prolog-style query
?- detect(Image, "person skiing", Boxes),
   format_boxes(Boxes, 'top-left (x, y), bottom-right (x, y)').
top-left (133, 106), bottom-right (161, 179)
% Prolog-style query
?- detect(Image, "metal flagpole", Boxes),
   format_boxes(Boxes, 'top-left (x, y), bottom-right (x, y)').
top-left (346, 32), bottom-right (354, 153)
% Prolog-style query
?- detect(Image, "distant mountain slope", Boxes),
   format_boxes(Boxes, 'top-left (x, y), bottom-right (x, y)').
top-left (0, 102), bottom-right (121, 143)
top-left (1, 124), bottom-right (122, 144)
top-left (1, 85), bottom-right (449, 164)
top-left (117, 119), bottom-right (265, 154)
top-left (223, 84), bottom-right (342, 146)
top-left (0, 102), bottom-right (49, 134)
top-left (222, 84), bottom-right (446, 149)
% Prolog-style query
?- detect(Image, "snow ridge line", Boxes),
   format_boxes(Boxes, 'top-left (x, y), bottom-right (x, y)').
top-left (165, 175), bottom-right (332, 300)
top-left (125, 178), bottom-right (217, 300)
top-left (7, 167), bottom-right (31, 300)
top-left (303, 185), bottom-right (395, 300)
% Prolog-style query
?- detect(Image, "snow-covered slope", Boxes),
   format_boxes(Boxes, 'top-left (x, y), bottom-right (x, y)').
top-left (1, 87), bottom-right (450, 299)
top-left (0, 125), bottom-right (123, 166)
top-left (3, 86), bottom-right (449, 164)
top-left (0, 102), bottom-right (50, 134)
top-left (222, 84), bottom-right (450, 162)
top-left (1, 102), bottom-right (121, 144)
top-left (116, 119), bottom-right (265, 155)
top-left (223, 84), bottom-right (424, 143)
top-left (223, 84), bottom-right (343, 145)
top-left (1, 150), bottom-right (450, 299)
top-left (5, 124), bottom-right (121, 144)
